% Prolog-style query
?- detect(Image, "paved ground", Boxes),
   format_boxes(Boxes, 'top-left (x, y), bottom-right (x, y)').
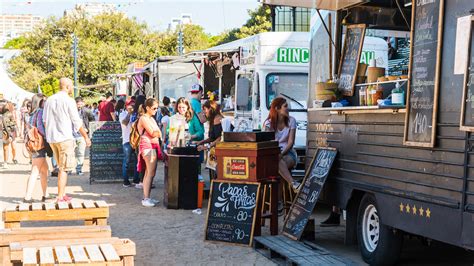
top-left (1, 141), bottom-right (474, 265)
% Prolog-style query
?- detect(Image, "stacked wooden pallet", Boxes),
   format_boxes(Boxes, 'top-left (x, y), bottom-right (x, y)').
top-left (1, 200), bottom-right (136, 266)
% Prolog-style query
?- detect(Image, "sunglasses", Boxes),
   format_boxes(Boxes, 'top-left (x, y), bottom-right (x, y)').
top-left (152, 107), bottom-right (158, 110)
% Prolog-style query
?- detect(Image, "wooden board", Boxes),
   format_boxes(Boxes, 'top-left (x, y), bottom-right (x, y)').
top-left (338, 24), bottom-right (366, 96)
top-left (282, 147), bottom-right (337, 240)
top-left (253, 235), bottom-right (356, 265)
top-left (460, 16), bottom-right (474, 131)
top-left (9, 238), bottom-right (135, 262)
top-left (205, 180), bottom-right (260, 246)
top-left (404, 0), bottom-right (445, 147)
top-left (0, 226), bottom-right (112, 246)
top-left (70, 245), bottom-right (89, 263)
top-left (39, 246), bottom-right (55, 265)
top-left (3, 205), bottom-right (109, 224)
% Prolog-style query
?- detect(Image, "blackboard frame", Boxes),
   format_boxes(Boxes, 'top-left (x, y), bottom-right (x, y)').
top-left (204, 180), bottom-right (261, 247)
top-left (460, 16), bottom-right (474, 132)
top-left (282, 147), bottom-right (337, 240)
top-left (338, 24), bottom-right (366, 97)
top-left (403, 0), bottom-right (445, 147)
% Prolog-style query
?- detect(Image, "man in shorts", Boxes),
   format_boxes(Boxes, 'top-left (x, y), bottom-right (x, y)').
top-left (43, 78), bottom-right (91, 202)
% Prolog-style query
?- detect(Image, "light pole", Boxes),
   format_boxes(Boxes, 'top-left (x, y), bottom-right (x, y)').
top-left (72, 34), bottom-right (78, 98)
top-left (177, 21), bottom-right (183, 56)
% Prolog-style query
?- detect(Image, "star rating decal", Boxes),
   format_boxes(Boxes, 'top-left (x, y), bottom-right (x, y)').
top-left (399, 202), bottom-right (431, 219)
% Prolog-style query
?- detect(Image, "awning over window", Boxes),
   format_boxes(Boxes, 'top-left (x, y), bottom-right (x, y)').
top-left (259, 0), bottom-right (367, 10)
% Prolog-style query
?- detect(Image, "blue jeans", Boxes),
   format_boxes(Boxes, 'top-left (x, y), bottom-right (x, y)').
top-left (122, 142), bottom-right (139, 183)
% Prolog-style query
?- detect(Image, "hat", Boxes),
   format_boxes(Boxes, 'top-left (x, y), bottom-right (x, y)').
top-left (189, 84), bottom-right (203, 93)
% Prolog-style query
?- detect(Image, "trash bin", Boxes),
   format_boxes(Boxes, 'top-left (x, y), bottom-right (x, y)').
top-left (164, 146), bottom-right (199, 209)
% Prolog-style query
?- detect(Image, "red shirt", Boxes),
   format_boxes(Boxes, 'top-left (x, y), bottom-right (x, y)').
top-left (98, 100), bottom-right (114, 121)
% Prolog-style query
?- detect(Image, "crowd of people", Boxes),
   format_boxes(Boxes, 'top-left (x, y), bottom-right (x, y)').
top-left (1, 79), bottom-right (300, 209)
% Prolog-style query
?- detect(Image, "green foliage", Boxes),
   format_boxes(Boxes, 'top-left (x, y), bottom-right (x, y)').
top-left (215, 5), bottom-right (271, 45)
top-left (3, 36), bottom-right (26, 49)
top-left (39, 77), bottom-right (60, 97)
top-left (7, 5), bottom-right (271, 93)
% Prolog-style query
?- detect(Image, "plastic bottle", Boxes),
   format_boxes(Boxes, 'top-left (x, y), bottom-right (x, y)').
top-left (391, 82), bottom-right (405, 105)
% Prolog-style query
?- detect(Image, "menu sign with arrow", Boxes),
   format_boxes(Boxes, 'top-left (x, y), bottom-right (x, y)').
top-left (338, 24), bottom-right (366, 96)
top-left (404, 0), bottom-right (445, 147)
top-left (282, 147), bottom-right (337, 240)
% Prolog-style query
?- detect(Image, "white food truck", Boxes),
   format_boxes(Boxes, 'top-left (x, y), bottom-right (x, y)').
top-left (200, 32), bottom-right (311, 173)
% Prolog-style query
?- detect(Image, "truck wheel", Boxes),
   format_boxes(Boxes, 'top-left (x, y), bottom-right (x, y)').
top-left (357, 193), bottom-right (402, 265)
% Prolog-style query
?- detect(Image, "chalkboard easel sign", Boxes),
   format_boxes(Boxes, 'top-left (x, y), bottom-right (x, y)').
top-left (282, 147), bottom-right (337, 240)
top-left (403, 0), bottom-right (445, 147)
top-left (338, 24), bottom-right (366, 96)
top-left (89, 121), bottom-right (123, 183)
top-left (460, 16), bottom-right (474, 131)
top-left (205, 180), bottom-right (260, 246)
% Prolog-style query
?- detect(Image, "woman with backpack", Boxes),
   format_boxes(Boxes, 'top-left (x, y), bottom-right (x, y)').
top-left (130, 95), bottom-right (146, 189)
top-left (24, 93), bottom-right (52, 203)
top-left (137, 98), bottom-right (162, 207)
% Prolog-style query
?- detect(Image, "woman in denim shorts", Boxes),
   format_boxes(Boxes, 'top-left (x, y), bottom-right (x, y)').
top-left (23, 93), bottom-right (52, 203)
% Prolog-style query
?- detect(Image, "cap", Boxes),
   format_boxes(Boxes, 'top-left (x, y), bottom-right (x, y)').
top-left (189, 84), bottom-right (203, 93)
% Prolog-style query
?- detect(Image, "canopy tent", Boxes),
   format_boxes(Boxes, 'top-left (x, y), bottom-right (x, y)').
top-left (0, 63), bottom-right (34, 105)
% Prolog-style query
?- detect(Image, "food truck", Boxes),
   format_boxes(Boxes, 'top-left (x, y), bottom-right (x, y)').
top-left (200, 32), bottom-right (311, 174)
top-left (262, 0), bottom-right (474, 264)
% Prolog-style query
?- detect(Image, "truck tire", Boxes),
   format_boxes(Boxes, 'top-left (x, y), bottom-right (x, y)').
top-left (357, 193), bottom-right (402, 265)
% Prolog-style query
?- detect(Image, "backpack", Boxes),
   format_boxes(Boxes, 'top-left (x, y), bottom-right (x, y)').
top-left (25, 111), bottom-right (44, 153)
top-left (129, 118), bottom-right (142, 150)
top-left (25, 127), bottom-right (44, 153)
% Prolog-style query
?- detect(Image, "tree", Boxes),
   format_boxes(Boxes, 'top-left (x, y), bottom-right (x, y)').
top-left (3, 36), bottom-right (26, 49)
top-left (8, 13), bottom-right (164, 92)
top-left (160, 24), bottom-right (211, 55)
top-left (215, 5), bottom-right (272, 45)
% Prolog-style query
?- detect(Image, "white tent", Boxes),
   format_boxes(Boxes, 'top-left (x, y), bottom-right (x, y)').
top-left (0, 63), bottom-right (34, 105)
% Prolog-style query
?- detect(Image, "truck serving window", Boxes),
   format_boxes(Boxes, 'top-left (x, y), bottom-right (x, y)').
top-left (236, 73), bottom-right (254, 111)
top-left (266, 73), bottom-right (308, 111)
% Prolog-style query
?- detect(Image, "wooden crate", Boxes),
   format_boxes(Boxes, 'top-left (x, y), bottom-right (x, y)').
top-left (215, 141), bottom-right (280, 182)
top-left (0, 226), bottom-right (112, 266)
top-left (9, 237), bottom-right (135, 266)
top-left (2, 200), bottom-right (109, 228)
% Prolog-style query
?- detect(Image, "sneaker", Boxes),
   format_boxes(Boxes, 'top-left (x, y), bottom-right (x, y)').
top-left (123, 181), bottom-right (132, 187)
top-left (141, 198), bottom-right (156, 207)
top-left (192, 208), bottom-right (202, 215)
top-left (76, 171), bottom-right (84, 176)
top-left (23, 198), bottom-right (34, 203)
top-left (0, 162), bottom-right (6, 169)
top-left (62, 195), bottom-right (73, 202)
top-left (41, 195), bottom-right (53, 202)
top-left (51, 170), bottom-right (59, 177)
top-left (135, 183), bottom-right (143, 189)
top-left (150, 198), bottom-right (160, 204)
top-left (12, 159), bottom-right (18, 165)
top-left (320, 212), bottom-right (341, 227)
top-left (151, 184), bottom-right (156, 189)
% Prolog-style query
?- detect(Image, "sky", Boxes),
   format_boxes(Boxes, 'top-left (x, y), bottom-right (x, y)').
top-left (0, 0), bottom-right (260, 35)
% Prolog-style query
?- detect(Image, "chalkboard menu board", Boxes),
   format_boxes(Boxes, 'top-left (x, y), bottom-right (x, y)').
top-left (89, 121), bottom-right (123, 183)
top-left (460, 18), bottom-right (474, 131)
top-left (338, 24), bottom-right (366, 96)
top-left (283, 147), bottom-right (337, 240)
top-left (404, 0), bottom-right (444, 147)
top-left (205, 180), bottom-right (260, 246)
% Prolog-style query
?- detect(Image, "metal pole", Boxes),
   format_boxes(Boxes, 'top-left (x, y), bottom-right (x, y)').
top-left (73, 34), bottom-right (78, 97)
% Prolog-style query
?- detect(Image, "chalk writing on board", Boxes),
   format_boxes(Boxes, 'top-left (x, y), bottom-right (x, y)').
top-left (283, 148), bottom-right (337, 240)
top-left (205, 181), bottom-right (259, 246)
top-left (404, 0), bottom-right (443, 146)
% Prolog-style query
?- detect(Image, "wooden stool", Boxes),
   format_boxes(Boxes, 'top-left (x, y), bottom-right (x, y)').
top-left (256, 178), bottom-right (279, 236)
top-left (9, 237), bottom-right (135, 266)
top-left (2, 200), bottom-right (109, 228)
top-left (281, 179), bottom-right (296, 217)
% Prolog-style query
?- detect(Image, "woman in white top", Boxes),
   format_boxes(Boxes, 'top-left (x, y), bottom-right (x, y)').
top-left (263, 97), bottom-right (299, 190)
